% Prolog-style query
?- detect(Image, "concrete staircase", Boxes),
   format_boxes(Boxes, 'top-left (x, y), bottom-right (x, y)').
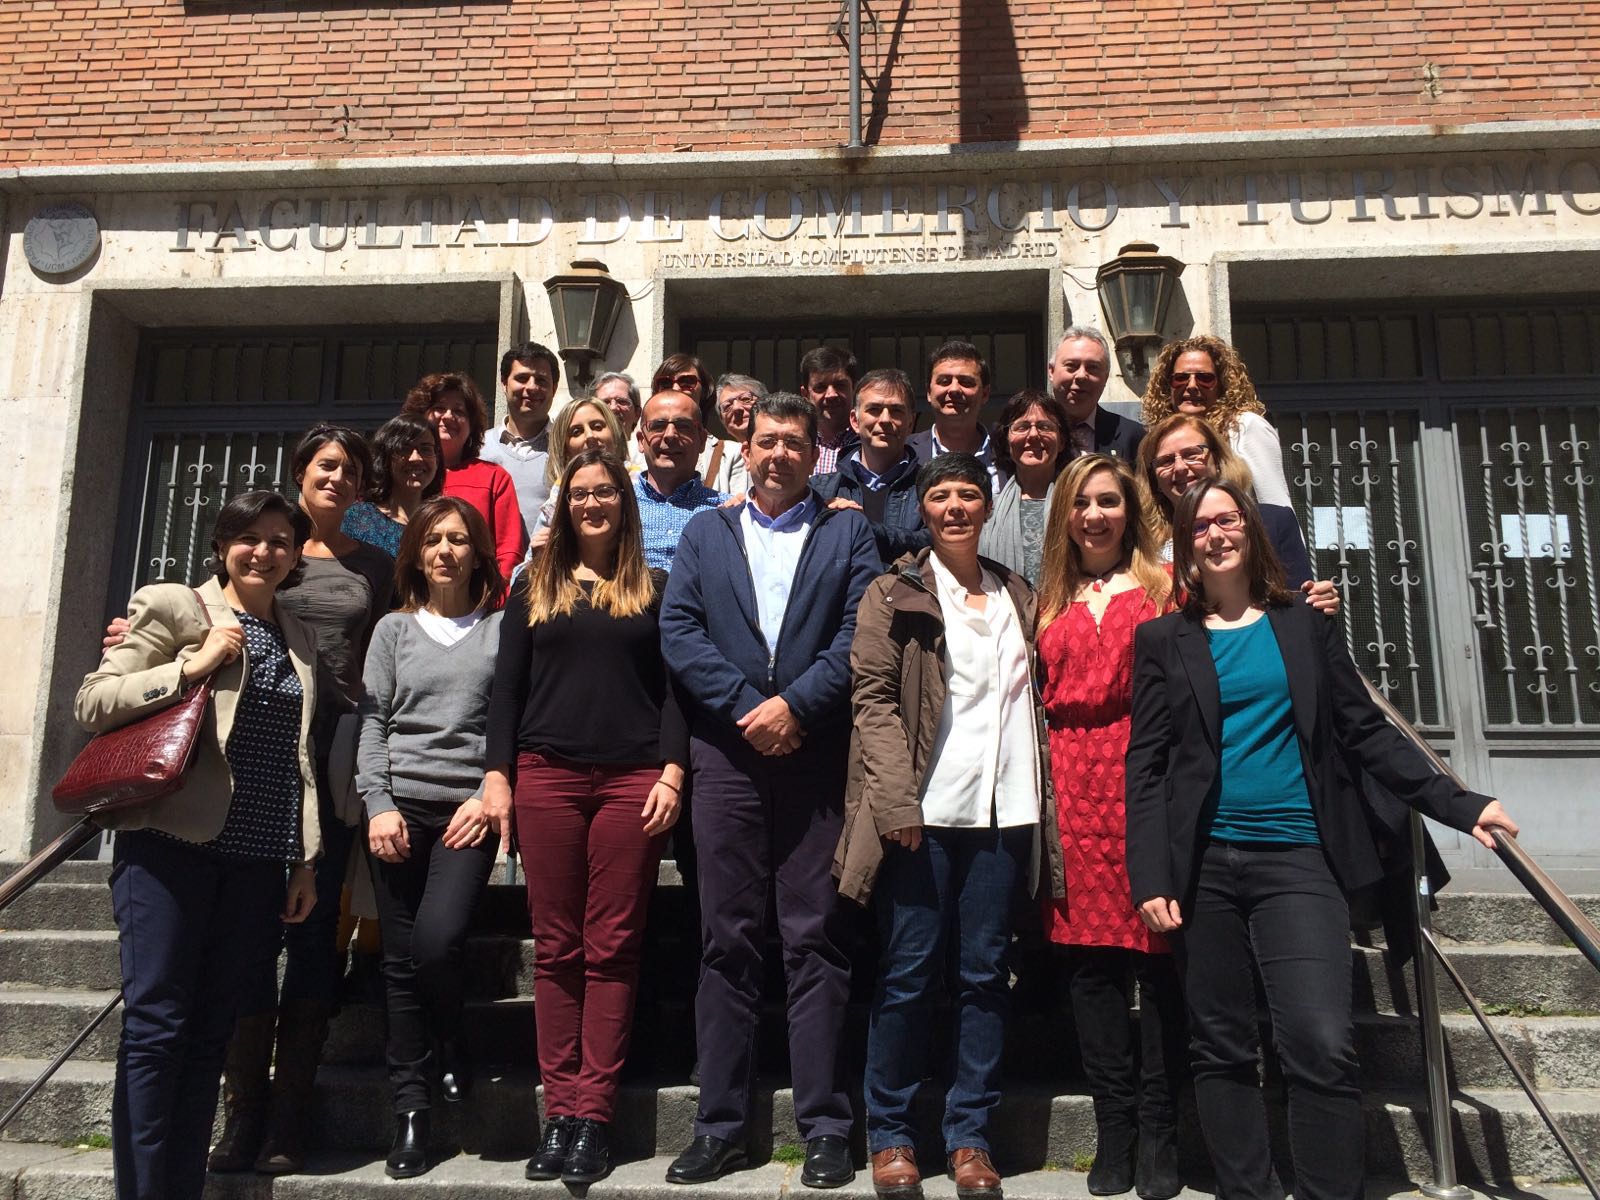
top-left (1, 857), bottom-right (1598, 1198)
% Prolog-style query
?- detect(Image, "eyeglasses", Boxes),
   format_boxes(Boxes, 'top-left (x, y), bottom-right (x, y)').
top-left (1170, 371), bottom-right (1218, 388)
top-left (644, 417), bottom-right (700, 436)
top-left (719, 392), bottom-right (759, 412)
top-left (1010, 420), bottom-right (1061, 435)
top-left (1191, 509), bottom-right (1246, 539)
top-left (1152, 445), bottom-right (1211, 473)
top-left (566, 484), bottom-right (622, 506)
top-left (753, 435), bottom-right (813, 454)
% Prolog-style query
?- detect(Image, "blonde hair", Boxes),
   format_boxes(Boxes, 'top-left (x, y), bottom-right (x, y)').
top-left (1135, 413), bottom-right (1256, 550)
top-left (1037, 455), bottom-right (1169, 629)
top-left (523, 450), bottom-right (656, 625)
top-left (547, 398), bottom-right (628, 486)
top-left (1139, 334), bottom-right (1265, 439)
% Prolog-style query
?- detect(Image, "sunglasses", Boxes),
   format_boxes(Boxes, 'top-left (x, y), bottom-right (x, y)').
top-left (1170, 371), bottom-right (1218, 387)
top-left (664, 374), bottom-right (702, 391)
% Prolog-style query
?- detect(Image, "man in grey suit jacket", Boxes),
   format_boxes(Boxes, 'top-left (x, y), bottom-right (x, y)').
top-left (1047, 325), bottom-right (1146, 461)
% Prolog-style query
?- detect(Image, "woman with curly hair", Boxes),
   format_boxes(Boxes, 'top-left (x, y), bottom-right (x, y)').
top-left (1139, 335), bottom-right (1291, 508)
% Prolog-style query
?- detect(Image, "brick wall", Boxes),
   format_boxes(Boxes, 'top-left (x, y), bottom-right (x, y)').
top-left (3, 0), bottom-right (1594, 166)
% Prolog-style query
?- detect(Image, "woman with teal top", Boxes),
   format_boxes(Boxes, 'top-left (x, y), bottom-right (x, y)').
top-left (342, 414), bottom-right (444, 560)
top-left (1125, 478), bottom-right (1519, 1200)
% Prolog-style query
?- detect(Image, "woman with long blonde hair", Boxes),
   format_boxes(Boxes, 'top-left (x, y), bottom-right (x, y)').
top-left (1036, 455), bottom-right (1187, 1200)
top-left (483, 448), bottom-right (685, 1185)
top-left (1138, 334), bottom-right (1291, 508)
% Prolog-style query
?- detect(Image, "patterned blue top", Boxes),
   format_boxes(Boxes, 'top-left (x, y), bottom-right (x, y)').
top-left (208, 613), bottom-right (306, 860)
top-left (635, 473), bottom-right (726, 571)
top-left (341, 501), bottom-right (404, 560)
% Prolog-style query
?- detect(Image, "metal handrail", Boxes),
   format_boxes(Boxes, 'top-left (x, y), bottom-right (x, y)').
top-left (1364, 681), bottom-right (1600, 1200)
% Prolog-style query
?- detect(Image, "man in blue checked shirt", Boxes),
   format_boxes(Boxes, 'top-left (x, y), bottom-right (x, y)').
top-left (633, 389), bottom-right (727, 571)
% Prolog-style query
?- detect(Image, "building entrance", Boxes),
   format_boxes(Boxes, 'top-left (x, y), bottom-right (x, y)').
top-left (1238, 303), bottom-right (1600, 866)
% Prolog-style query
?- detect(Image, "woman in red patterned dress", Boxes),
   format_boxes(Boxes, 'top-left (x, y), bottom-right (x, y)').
top-left (1036, 454), bottom-right (1186, 1200)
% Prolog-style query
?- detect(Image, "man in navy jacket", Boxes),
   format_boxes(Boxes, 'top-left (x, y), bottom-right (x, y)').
top-left (660, 393), bottom-right (881, 1189)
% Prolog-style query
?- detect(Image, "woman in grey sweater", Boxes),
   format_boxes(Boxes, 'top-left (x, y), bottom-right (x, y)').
top-left (355, 495), bottom-right (510, 1178)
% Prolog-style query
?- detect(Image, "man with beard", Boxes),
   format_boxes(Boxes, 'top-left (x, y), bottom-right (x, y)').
top-left (799, 345), bottom-right (860, 476)
top-left (907, 339), bottom-right (1002, 490)
top-left (1046, 325), bottom-right (1146, 460)
top-left (660, 393), bottom-right (879, 1190)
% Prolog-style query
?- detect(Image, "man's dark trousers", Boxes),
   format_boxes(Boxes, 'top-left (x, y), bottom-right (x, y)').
top-left (688, 725), bottom-right (853, 1144)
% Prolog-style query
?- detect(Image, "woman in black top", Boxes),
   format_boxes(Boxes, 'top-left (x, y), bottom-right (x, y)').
top-left (1125, 480), bottom-right (1518, 1200)
top-left (485, 448), bottom-right (686, 1185)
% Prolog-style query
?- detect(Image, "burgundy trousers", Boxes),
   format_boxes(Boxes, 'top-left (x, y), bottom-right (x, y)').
top-left (514, 751), bottom-right (667, 1121)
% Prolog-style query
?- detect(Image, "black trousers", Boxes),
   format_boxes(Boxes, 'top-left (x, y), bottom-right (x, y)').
top-left (367, 796), bottom-right (500, 1113)
top-left (1065, 945), bottom-right (1187, 1130)
top-left (109, 831), bottom-right (285, 1200)
top-left (1174, 841), bottom-right (1362, 1200)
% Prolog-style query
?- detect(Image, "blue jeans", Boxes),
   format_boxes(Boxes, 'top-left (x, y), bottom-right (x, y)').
top-left (864, 824), bottom-right (1030, 1154)
top-left (110, 831), bottom-right (285, 1200)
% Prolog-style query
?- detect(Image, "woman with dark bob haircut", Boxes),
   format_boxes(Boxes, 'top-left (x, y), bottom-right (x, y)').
top-left (401, 372), bottom-right (526, 593)
top-left (342, 414), bottom-right (444, 559)
top-left (75, 490), bottom-right (322, 1200)
top-left (980, 388), bottom-right (1074, 584)
top-left (838, 452), bottom-right (1064, 1200)
top-left (356, 495), bottom-right (507, 1177)
top-left (1126, 478), bottom-right (1519, 1200)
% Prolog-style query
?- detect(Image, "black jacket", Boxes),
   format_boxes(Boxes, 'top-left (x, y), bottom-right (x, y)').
top-left (1125, 597), bottom-right (1490, 910)
top-left (1084, 405), bottom-right (1146, 462)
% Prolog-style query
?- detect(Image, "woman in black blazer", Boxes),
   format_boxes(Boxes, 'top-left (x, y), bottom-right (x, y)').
top-left (1125, 479), bottom-right (1517, 1200)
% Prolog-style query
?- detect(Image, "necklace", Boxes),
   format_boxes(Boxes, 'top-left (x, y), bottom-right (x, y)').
top-left (1086, 560), bottom-right (1125, 592)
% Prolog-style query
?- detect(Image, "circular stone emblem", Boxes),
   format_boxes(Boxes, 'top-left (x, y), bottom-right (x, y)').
top-left (24, 203), bottom-right (100, 275)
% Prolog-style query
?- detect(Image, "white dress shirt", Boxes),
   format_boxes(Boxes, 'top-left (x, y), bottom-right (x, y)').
top-left (740, 493), bottom-right (816, 659)
top-left (917, 552), bottom-right (1039, 829)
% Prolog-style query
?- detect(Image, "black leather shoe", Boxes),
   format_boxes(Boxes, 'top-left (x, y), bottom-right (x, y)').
top-left (801, 1134), bottom-right (855, 1188)
top-left (666, 1134), bottom-right (748, 1184)
top-left (525, 1115), bottom-right (576, 1181)
top-left (385, 1110), bottom-right (430, 1179)
top-left (562, 1118), bottom-right (611, 1184)
top-left (439, 1039), bottom-right (473, 1103)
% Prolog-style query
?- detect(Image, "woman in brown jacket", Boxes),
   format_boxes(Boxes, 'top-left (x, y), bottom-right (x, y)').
top-left (836, 453), bottom-right (1064, 1200)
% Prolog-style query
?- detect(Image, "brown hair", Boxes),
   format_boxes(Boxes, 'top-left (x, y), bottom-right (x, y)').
top-left (1037, 454), bottom-right (1170, 629)
top-left (1139, 334), bottom-right (1265, 438)
top-left (522, 449), bottom-right (655, 625)
top-left (992, 388), bottom-right (1073, 479)
top-left (1135, 412), bottom-right (1257, 548)
top-left (650, 352), bottom-right (713, 418)
top-left (393, 495), bottom-right (504, 613)
top-left (400, 372), bottom-right (490, 462)
top-left (1170, 479), bottom-right (1293, 616)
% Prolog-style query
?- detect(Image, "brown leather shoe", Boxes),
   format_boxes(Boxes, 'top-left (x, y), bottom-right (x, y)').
top-left (947, 1147), bottom-right (1003, 1198)
top-left (870, 1146), bottom-right (923, 1198)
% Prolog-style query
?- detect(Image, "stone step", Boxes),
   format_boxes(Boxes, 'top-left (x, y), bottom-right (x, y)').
top-left (1432, 892), bottom-right (1600, 948)
top-left (0, 858), bottom-right (110, 887)
top-left (0, 882), bottom-right (113, 932)
top-left (21, 1144), bottom-right (1585, 1200)
top-left (1354, 1012), bottom-right (1600, 1090)
top-left (3, 1058), bottom-right (1598, 1185)
top-left (1355, 944), bottom-right (1600, 1016)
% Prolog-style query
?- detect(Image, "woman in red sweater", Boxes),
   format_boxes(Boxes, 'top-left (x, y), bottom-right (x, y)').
top-left (402, 372), bottom-right (527, 598)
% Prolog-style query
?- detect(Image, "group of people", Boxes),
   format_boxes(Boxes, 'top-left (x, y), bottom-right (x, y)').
top-left (76, 327), bottom-right (1519, 1200)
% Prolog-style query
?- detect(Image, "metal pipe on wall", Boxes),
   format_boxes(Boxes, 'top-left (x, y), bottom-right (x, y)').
top-left (847, 0), bottom-right (863, 149)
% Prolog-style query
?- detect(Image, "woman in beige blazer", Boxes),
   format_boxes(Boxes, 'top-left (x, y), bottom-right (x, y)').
top-left (74, 490), bottom-right (322, 1200)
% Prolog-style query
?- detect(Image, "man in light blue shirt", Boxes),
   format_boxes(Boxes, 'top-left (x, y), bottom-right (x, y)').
top-left (634, 389), bottom-right (726, 570)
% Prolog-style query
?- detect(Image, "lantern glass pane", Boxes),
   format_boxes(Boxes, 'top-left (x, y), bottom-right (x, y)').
top-left (1126, 272), bottom-right (1160, 334)
top-left (562, 287), bottom-right (597, 348)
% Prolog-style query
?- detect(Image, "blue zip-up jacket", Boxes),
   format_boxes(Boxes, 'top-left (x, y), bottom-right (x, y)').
top-left (660, 496), bottom-right (881, 744)
top-left (810, 452), bottom-right (931, 567)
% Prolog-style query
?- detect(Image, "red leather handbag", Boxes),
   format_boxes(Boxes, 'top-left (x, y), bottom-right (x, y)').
top-left (52, 589), bottom-right (216, 817)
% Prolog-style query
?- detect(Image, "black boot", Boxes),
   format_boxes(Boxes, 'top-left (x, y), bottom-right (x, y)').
top-left (385, 1111), bottom-right (431, 1179)
top-left (562, 1118), bottom-right (611, 1184)
top-left (1087, 1114), bottom-right (1137, 1196)
top-left (255, 1000), bottom-right (334, 1174)
top-left (1134, 1119), bottom-right (1180, 1200)
top-left (207, 1013), bottom-right (275, 1172)
top-left (438, 1037), bottom-right (473, 1103)
top-left (525, 1115), bottom-right (576, 1181)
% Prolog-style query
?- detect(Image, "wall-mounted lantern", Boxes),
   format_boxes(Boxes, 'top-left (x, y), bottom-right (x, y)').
top-left (1095, 241), bottom-right (1186, 376)
top-left (543, 259), bottom-right (629, 388)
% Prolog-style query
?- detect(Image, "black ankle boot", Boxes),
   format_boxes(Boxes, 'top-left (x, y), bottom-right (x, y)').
top-left (1134, 1119), bottom-right (1180, 1200)
top-left (439, 1038), bottom-right (473, 1103)
top-left (562, 1118), bottom-right (611, 1183)
top-left (525, 1115), bottom-right (576, 1181)
top-left (385, 1111), bottom-right (430, 1179)
top-left (1087, 1117), bottom-right (1137, 1196)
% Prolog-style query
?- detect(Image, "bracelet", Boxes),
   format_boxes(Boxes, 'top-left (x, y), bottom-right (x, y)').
top-left (656, 779), bottom-right (681, 793)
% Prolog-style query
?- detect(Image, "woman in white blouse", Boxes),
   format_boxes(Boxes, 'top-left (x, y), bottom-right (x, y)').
top-left (1140, 335), bottom-right (1292, 509)
top-left (837, 453), bottom-right (1064, 1200)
